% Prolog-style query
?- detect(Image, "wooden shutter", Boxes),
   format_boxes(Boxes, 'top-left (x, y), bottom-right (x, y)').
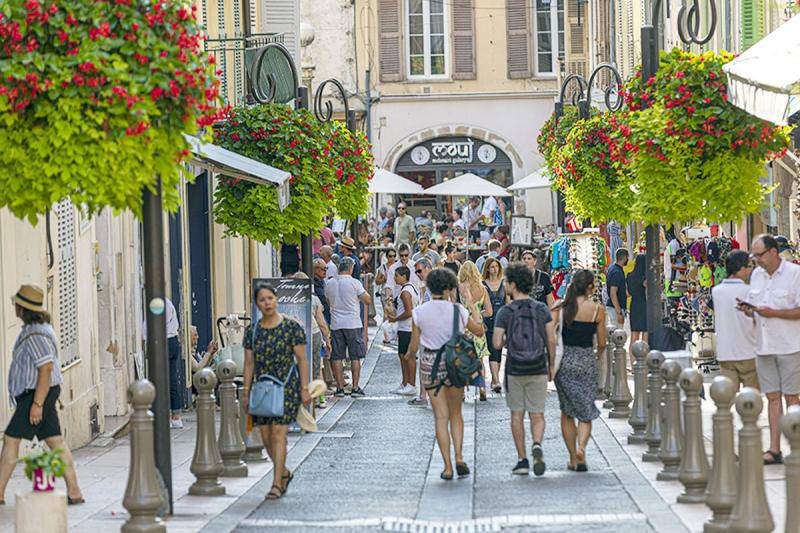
top-left (378, 0), bottom-right (404, 82)
top-left (506, 0), bottom-right (531, 79)
top-left (741, 0), bottom-right (764, 51)
top-left (565, 0), bottom-right (588, 78)
top-left (452, 0), bottom-right (476, 80)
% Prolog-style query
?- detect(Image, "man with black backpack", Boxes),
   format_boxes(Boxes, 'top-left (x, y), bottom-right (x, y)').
top-left (492, 263), bottom-right (556, 476)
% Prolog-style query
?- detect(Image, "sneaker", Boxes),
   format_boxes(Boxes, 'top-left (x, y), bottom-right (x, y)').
top-left (399, 384), bottom-right (417, 396)
top-left (408, 396), bottom-right (427, 406)
top-left (350, 387), bottom-right (366, 397)
top-left (317, 396), bottom-right (327, 409)
top-left (170, 418), bottom-right (184, 429)
top-left (333, 388), bottom-right (346, 397)
top-left (392, 384), bottom-right (406, 395)
top-left (512, 458), bottom-right (530, 475)
top-left (531, 443), bottom-right (546, 476)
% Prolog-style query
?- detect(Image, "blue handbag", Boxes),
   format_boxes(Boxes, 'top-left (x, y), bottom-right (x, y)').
top-left (248, 365), bottom-right (296, 418)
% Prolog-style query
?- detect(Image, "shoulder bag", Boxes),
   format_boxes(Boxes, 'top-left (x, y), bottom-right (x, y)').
top-left (247, 318), bottom-right (297, 418)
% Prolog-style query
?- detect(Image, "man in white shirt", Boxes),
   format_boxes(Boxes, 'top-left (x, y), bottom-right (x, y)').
top-left (452, 208), bottom-right (467, 232)
top-left (465, 197), bottom-right (482, 241)
top-left (325, 257), bottom-right (372, 397)
top-left (412, 235), bottom-right (441, 267)
top-left (142, 297), bottom-right (184, 427)
top-left (711, 250), bottom-right (758, 389)
top-left (743, 234), bottom-right (800, 465)
top-left (319, 245), bottom-right (337, 279)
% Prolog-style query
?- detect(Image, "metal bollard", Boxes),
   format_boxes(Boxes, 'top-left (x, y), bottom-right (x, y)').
top-left (603, 328), bottom-right (614, 409)
top-left (217, 361), bottom-right (247, 477)
top-left (657, 359), bottom-right (683, 481)
top-left (628, 340), bottom-right (649, 444)
top-left (188, 368), bottom-right (225, 496)
top-left (781, 405), bottom-right (800, 533)
top-left (122, 380), bottom-right (166, 533)
top-left (704, 376), bottom-right (737, 533)
top-left (609, 329), bottom-right (632, 419)
top-left (728, 388), bottom-right (773, 533)
top-left (643, 350), bottom-right (665, 462)
top-left (677, 368), bottom-right (709, 503)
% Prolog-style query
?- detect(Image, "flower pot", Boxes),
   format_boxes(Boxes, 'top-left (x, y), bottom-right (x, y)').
top-left (32, 468), bottom-right (55, 492)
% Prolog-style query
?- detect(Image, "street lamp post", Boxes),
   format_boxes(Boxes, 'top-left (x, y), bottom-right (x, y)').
top-left (640, 0), bottom-right (717, 335)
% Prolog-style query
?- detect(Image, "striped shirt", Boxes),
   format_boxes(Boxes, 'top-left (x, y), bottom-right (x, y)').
top-left (8, 323), bottom-right (63, 405)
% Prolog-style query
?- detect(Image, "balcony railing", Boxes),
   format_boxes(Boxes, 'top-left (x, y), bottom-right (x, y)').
top-left (204, 33), bottom-right (285, 107)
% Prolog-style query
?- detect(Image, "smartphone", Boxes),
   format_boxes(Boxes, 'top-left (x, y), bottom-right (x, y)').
top-left (736, 298), bottom-right (756, 311)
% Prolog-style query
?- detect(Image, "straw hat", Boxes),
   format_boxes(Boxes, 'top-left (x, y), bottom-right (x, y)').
top-left (296, 380), bottom-right (327, 433)
top-left (10, 284), bottom-right (45, 313)
top-left (340, 236), bottom-right (356, 250)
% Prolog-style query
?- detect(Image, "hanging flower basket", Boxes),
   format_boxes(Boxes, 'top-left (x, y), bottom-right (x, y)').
top-left (0, 0), bottom-right (223, 223)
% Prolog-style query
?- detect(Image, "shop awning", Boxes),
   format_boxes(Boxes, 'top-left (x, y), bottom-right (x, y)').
top-left (507, 168), bottom-right (551, 191)
top-left (369, 167), bottom-right (425, 194)
top-left (183, 134), bottom-right (292, 211)
top-left (723, 14), bottom-right (800, 125)
top-left (422, 172), bottom-right (511, 197)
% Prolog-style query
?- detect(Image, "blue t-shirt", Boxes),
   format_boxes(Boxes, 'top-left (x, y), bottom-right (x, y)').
top-left (606, 263), bottom-right (628, 311)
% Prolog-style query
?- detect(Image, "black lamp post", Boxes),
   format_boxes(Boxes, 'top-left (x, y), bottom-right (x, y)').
top-left (640, 0), bottom-right (717, 335)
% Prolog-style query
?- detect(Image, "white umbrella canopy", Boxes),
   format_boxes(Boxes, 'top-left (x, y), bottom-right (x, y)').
top-left (422, 172), bottom-right (511, 197)
top-left (368, 167), bottom-right (425, 194)
top-left (507, 168), bottom-right (551, 191)
top-left (723, 13), bottom-right (800, 125)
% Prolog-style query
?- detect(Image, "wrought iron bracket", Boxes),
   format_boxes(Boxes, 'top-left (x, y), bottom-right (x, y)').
top-left (249, 42), bottom-right (300, 106)
top-left (313, 78), bottom-right (350, 123)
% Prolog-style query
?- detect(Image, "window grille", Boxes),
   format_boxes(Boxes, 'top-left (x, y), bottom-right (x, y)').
top-left (55, 199), bottom-right (79, 367)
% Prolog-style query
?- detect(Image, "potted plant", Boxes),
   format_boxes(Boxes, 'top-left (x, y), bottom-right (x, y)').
top-left (20, 448), bottom-right (65, 492)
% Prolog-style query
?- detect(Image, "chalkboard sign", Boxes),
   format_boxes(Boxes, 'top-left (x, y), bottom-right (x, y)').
top-left (251, 278), bottom-right (313, 385)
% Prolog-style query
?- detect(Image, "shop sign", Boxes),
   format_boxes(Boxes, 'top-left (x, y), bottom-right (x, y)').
top-left (409, 138), bottom-right (499, 166)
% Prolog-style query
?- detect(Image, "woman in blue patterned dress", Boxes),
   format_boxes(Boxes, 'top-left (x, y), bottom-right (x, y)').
top-left (552, 270), bottom-right (606, 472)
top-left (242, 283), bottom-right (310, 500)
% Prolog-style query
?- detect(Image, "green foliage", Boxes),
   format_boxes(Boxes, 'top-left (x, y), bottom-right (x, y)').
top-left (0, 0), bottom-right (223, 223)
top-left (537, 106), bottom-right (582, 169)
top-left (550, 113), bottom-right (634, 223)
top-left (212, 104), bottom-right (373, 244)
top-left (21, 448), bottom-right (65, 481)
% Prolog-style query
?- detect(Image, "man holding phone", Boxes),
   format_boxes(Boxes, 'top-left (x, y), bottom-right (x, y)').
top-left (712, 250), bottom-right (758, 389)
top-left (740, 234), bottom-right (800, 465)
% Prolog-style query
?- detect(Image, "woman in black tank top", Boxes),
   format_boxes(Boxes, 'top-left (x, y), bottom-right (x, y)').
top-left (551, 269), bottom-right (607, 472)
top-left (482, 257), bottom-right (507, 393)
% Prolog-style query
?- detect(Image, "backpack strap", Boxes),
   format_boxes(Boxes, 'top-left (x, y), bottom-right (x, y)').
top-left (591, 302), bottom-right (601, 323)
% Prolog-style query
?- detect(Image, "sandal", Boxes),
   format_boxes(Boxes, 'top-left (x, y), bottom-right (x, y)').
top-left (567, 464), bottom-right (577, 472)
top-left (265, 484), bottom-right (285, 500)
top-left (763, 450), bottom-right (783, 465)
top-left (456, 462), bottom-right (470, 477)
top-left (492, 385), bottom-right (502, 394)
top-left (479, 389), bottom-right (487, 402)
top-left (67, 496), bottom-right (85, 505)
top-left (440, 470), bottom-right (454, 480)
top-left (282, 469), bottom-right (294, 490)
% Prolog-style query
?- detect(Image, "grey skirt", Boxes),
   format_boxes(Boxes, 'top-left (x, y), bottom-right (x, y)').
top-left (555, 345), bottom-right (600, 422)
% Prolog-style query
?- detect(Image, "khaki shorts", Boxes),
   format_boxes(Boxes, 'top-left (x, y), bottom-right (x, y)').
top-left (756, 352), bottom-right (800, 395)
top-left (718, 359), bottom-right (759, 390)
top-left (506, 374), bottom-right (548, 413)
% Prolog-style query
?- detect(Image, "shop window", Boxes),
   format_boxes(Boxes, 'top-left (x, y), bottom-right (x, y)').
top-left (55, 199), bottom-right (79, 367)
top-left (533, 0), bottom-right (565, 76)
top-left (407, 0), bottom-right (449, 79)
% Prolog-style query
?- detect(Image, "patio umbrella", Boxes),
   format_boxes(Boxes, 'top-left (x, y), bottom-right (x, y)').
top-left (723, 13), bottom-right (800, 125)
top-left (368, 167), bottom-right (424, 194)
top-left (422, 172), bottom-right (511, 197)
top-left (507, 168), bottom-right (551, 191)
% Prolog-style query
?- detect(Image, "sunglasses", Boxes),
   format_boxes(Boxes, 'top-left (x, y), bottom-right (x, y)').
top-left (398, 207), bottom-right (406, 210)
top-left (387, 254), bottom-right (396, 258)
top-left (750, 250), bottom-right (770, 259)
top-left (400, 254), bottom-right (409, 258)
top-left (415, 269), bottom-right (423, 275)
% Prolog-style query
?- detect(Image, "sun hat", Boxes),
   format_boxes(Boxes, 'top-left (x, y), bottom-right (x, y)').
top-left (10, 284), bottom-right (45, 313)
top-left (296, 380), bottom-right (328, 433)
top-left (340, 236), bottom-right (356, 250)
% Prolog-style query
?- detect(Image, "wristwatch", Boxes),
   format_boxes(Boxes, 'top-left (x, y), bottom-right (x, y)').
top-left (33, 399), bottom-right (44, 408)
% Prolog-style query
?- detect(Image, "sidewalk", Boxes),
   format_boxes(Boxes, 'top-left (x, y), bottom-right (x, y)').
top-left (0, 325), bottom-right (382, 533)
top-left (603, 375), bottom-right (789, 533)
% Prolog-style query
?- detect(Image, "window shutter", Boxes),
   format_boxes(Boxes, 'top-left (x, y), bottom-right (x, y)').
top-left (378, 0), bottom-right (404, 82)
top-left (55, 199), bottom-right (79, 367)
top-left (452, 0), bottom-right (476, 80)
top-left (565, 0), bottom-right (588, 78)
top-left (741, 0), bottom-right (764, 51)
top-left (506, 0), bottom-right (531, 79)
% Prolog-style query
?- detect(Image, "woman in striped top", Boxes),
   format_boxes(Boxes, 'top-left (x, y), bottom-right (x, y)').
top-left (0, 284), bottom-right (84, 506)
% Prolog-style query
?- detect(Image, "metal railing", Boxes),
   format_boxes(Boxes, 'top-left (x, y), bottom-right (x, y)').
top-left (204, 32), bottom-right (285, 106)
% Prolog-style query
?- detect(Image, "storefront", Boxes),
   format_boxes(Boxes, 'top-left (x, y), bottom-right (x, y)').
top-left (394, 136), bottom-right (513, 214)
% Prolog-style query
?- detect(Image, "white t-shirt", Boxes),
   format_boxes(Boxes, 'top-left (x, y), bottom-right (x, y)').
top-left (395, 283), bottom-right (419, 333)
top-left (481, 196), bottom-right (498, 220)
top-left (711, 279), bottom-right (756, 361)
top-left (311, 294), bottom-right (322, 335)
top-left (385, 260), bottom-right (421, 294)
top-left (326, 261), bottom-right (338, 279)
top-left (412, 300), bottom-right (468, 351)
top-left (453, 218), bottom-right (467, 230)
top-left (747, 260), bottom-right (800, 355)
top-left (412, 249), bottom-right (441, 266)
top-left (325, 275), bottom-right (366, 331)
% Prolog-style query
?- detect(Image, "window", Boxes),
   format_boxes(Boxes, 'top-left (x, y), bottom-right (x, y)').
top-left (407, 0), bottom-right (448, 78)
top-left (533, 0), bottom-right (565, 75)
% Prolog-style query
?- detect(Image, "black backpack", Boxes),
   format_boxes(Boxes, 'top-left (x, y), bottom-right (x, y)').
top-left (429, 305), bottom-right (482, 393)
top-left (505, 299), bottom-right (548, 373)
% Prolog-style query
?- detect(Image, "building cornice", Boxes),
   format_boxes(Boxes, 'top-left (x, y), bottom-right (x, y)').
top-left (377, 90), bottom-right (559, 103)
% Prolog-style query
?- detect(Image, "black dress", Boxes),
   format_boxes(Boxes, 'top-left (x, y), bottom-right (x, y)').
top-left (628, 276), bottom-right (647, 332)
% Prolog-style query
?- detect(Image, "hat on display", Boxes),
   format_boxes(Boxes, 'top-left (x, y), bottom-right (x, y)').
top-left (11, 284), bottom-right (46, 313)
top-left (340, 236), bottom-right (356, 250)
